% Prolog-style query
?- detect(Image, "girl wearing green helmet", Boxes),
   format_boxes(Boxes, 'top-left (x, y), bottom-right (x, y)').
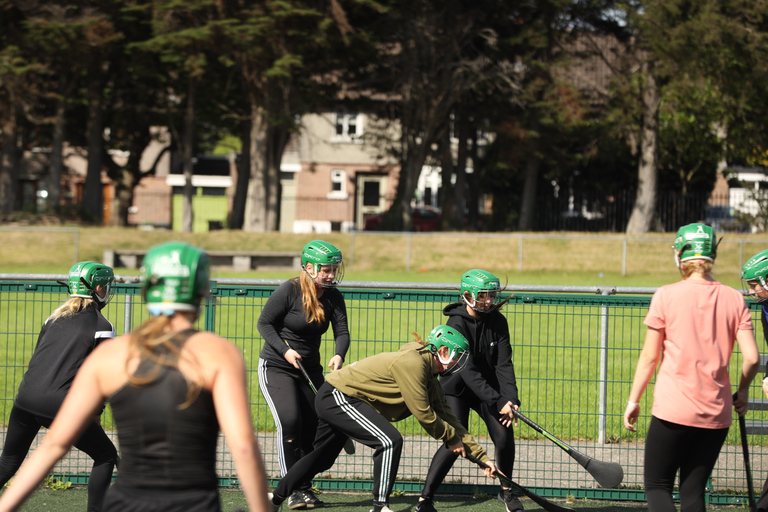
top-left (269, 326), bottom-right (498, 512)
top-left (258, 240), bottom-right (350, 510)
top-left (624, 224), bottom-right (760, 512)
top-left (741, 249), bottom-right (768, 512)
top-left (418, 269), bottom-right (522, 512)
top-left (0, 243), bottom-right (272, 512)
top-left (0, 261), bottom-right (117, 512)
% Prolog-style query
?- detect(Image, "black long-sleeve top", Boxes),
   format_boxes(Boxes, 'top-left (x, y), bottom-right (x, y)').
top-left (440, 302), bottom-right (520, 411)
top-left (16, 305), bottom-right (115, 418)
top-left (258, 278), bottom-right (350, 372)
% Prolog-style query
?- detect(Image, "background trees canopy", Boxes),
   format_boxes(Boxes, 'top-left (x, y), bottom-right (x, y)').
top-left (3, 0), bottom-right (768, 232)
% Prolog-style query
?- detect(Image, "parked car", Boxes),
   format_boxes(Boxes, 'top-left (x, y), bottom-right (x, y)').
top-left (363, 206), bottom-right (442, 231)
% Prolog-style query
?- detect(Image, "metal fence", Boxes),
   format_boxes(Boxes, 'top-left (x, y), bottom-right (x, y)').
top-left (0, 277), bottom-right (763, 506)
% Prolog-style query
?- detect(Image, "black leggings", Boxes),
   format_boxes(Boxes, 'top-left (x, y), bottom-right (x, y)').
top-left (258, 358), bottom-right (323, 490)
top-left (644, 416), bottom-right (728, 512)
top-left (421, 393), bottom-right (515, 499)
top-left (0, 405), bottom-right (118, 512)
top-left (274, 383), bottom-right (403, 506)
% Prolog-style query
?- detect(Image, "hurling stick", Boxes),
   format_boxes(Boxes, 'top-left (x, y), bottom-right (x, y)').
top-left (734, 393), bottom-right (756, 512)
top-left (284, 340), bottom-right (355, 455)
top-left (511, 409), bottom-right (623, 488)
top-left (465, 453), bottom-right (575, 512)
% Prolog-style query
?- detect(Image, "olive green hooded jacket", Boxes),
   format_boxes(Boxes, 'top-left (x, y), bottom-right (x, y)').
top-left (325, 341), bottom-right (489, 462)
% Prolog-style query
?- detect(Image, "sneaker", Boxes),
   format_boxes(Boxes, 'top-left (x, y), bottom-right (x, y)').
top-left (369, 504), bottom-right (394, 512)
top-left (301, 489), bottom-right (325, 508)
top-left (268, 492), bottom-right (282, 512)
top-left (415, 499), bottom-right (437, 512)
top-left (288, 490), bottom-right (308, 510)
top-left (498, 489), bottom-right (524, 512)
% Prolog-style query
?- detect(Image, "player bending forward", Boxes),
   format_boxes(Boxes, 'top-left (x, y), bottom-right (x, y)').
top-left (269, 325), bottom-right (499, 512)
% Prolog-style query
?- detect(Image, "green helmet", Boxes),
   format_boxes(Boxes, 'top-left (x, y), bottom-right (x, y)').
top-left (460, 269), bottom-right (501, 312)
top-left (141, 242), bottom-right (210, 316)
top-left (68, 261), bottom-right (115, 309)
top-left (425, 324), bottom-right (470, 376)
top-left (673, 223), bottom-right (717, 266)
top-left (301, 240), bottom-right (344, 286)
top-left (742, 249), bottom-right (768, 303)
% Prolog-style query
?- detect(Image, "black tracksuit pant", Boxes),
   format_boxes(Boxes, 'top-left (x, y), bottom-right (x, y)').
top-left (0, 404), bottom-right (117, 512)
top-left (421, 393), bottom-right (515, 499)
top-left (274, 382), bottom-right (403, 506)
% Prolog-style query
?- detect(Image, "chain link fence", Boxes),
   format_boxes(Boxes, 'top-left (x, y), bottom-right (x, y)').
top-left (0, 277), bottom-right (762, 506)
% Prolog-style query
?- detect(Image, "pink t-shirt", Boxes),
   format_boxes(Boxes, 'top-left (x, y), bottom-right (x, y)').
top-left (644, 279), bottom-right (753, 428)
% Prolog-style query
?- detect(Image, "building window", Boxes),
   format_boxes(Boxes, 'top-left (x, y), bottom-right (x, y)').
top-left (332, 113), bottom-right (363, 142)
top-left (328, 170), bottom-right (348, 200)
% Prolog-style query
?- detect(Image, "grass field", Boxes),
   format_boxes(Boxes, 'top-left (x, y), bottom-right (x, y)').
top-left (3, 225), bottom-right (768, 288)
top-left (13, 487), bottom-right (749, 512)
top-left (2, 226), bottom-right (767, 507)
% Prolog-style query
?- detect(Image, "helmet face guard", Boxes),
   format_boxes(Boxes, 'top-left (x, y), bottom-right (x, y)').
top-left (141, 242), bottom-right (211, 316)
top-left (68, 261), bottom-right (115, 310)
top-left (301, 240), bottom-right (344, 287)
top-left (460, 269), bottom-right (501, 313)
top-left (426, 325), bottom-right (470, 376)
top-left (742, 249), bottom-right (768, 303)
top-left (673, 223), bottom-right (717, 268)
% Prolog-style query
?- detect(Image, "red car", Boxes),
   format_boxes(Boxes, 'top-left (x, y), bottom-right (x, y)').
top-left (363, 206), bottom-right (442, 231)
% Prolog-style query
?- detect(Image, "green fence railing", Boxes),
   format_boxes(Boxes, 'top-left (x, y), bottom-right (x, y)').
top-left (0, 277), bottom-right (763, 506)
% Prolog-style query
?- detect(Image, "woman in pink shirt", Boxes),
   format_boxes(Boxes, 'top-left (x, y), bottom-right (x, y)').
top-left (623, 223), bottom-right (760, 512)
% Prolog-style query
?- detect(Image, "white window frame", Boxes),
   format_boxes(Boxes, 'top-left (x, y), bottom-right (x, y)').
top-left (331, 113), bottom-right (363, 143)
top-left (327, 169), bottom-right (348, 200)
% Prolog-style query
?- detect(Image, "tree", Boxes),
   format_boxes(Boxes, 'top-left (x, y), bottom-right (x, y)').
top-left (346, 0), bottom-right (524, 231)
top-left (0, 1), bottom-right (35, 215)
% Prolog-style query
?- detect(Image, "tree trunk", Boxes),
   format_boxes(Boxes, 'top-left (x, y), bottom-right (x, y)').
top-left (84, 80), bottom-right (104, 223)
top-left (0, 110), bottom-right (18, 215)
top-left (438, 125), bottom-right (454, 230)
top-left (243, 102), bottom-right (269, 232)
top-left (450, 110), bottom-right (470, 230)
top-left (626, 67), bottom-right (661, 234)
top-left (228, 118), bottom-right (251, 229)
top-left (518, 135), bottom-right (542, 231)
top-left (47, 96), bottom-right (65, 211)
top-left (466, 128), bottom-right (480, 230)
top-left (265, 125), bottom-right (288, 232)
top-left (111, 168), bottom-right (136, 227)
top-left (181, 78), bottom-right (197, 233)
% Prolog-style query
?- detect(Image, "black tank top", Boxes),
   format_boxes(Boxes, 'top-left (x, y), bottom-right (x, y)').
top-left (109, 330), bottom-right (220, 489)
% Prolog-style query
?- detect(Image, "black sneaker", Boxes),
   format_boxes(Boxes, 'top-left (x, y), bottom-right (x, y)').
top-left (415, 499), bottom-right (438, 512)
top-left (498, 488), bottom-right (524, 512)
top-left (288, 490), bottom-right (307, 510)
top-left (301, 489), bottom-right (325, 508)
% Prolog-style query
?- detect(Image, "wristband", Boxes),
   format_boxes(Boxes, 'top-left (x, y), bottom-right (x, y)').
top-left (627, 401), bottom-right (639, 409)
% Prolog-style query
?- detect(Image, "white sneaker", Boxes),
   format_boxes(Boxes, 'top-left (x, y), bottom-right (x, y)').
top-left (369, 507), bottom-right (394, 512)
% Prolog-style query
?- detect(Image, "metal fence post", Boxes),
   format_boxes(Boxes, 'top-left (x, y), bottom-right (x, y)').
top-left (598, 288), bottom-right (612, 445)
top-left (204, 286), bottom-right (216, 332)
top-left (406, 233), bottom-right (411, 272)
top-left (123, 294), bottom-right (132, 335)
top-left (622, 238), bottom-right (627, 276)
